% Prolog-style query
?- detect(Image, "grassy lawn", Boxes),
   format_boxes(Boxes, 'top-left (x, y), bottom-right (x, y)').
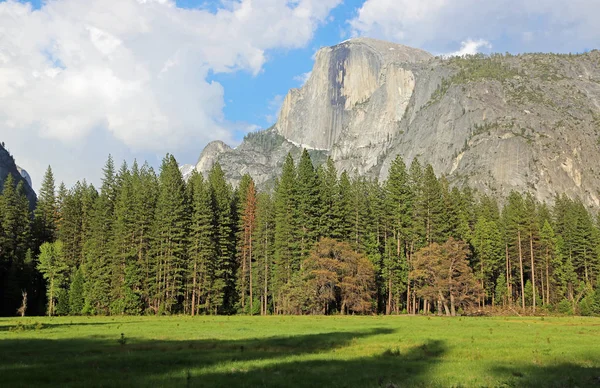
top-left (1, 315), bottom-right (599, 387)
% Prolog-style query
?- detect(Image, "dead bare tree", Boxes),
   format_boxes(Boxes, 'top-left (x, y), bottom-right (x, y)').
top-left (16, 291), bottom-right (27, 317)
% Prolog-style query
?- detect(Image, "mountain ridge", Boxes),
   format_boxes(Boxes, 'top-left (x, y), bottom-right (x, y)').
top-left (187, 38), bottom-right (600, 206)
top-left (0, 143), bottom-right (37, 206)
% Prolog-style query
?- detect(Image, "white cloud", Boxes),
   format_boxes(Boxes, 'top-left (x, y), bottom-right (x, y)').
top-left (293, 71), bottom-right (312, 85)
top-left (349, 0), bottom-right (600, 54)
top-left (265, 94), bottom-right (285, 124)
top-left (444, 39), bottom-right (492, 58)
top-left (0, 0), bottom-right (341, 189)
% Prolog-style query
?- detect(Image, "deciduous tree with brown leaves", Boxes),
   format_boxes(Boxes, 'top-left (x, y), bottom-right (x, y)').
top-left (411, 238), bottom-right (482, 316)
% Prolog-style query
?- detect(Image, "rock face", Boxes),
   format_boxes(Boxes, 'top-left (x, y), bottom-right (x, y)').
top-left (191, 37), bottom-right (600, 206)
top-left (0, 144), bottom-right (36, 206)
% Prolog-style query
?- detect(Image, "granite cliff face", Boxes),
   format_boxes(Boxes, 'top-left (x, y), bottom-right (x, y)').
top-left (0, 144), bottom-right (36, 206)
top-left (190, 38), bottom-right (600, 206)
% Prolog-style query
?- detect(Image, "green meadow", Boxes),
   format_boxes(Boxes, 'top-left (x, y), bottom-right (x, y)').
top-left (1, 316), bottom-right (599, 387)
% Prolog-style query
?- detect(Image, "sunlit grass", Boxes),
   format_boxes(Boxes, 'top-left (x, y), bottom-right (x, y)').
top-left (1, 315), bottom-right (599, 387)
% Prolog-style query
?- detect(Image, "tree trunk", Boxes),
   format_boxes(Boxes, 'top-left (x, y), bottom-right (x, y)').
top-left (191, 260), bottom-right (197, 316)
top-left (540, 266), bottom-right (545, 306)
top-left (546, 249), bottom-right (550, 305)
top-left (450, 294), bottom-right (456, 317)
top-left (518, 231), bottom-right (525, 310)
top-left (530, 232), bottom-right (536, 313)
top-left (481, 254), bottom-right (485, 307)
top-left (406, 282), bottom-right (411, 314)
top-left (264, 225), bottom-right (268, 316)
top-left (241, 234), bottom-right (247, 310)
top-left (505, 243), bottom-right (511, 306)
top-left (584, 247), bottom-right (589, 283)
top-left (386, 276), bottom-right (392, 315)
top-left (249, 227), bottom-right (253, 314)
top-left (49, 276), bottom-right (54, 317)
top-left (439, 292), bottom-right (450, 316)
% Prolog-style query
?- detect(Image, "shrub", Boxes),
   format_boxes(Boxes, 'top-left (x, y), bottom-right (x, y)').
top-left (557, 299), bottom-right (573, 315)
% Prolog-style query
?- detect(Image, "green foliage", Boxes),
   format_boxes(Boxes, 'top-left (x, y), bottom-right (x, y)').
top-left (68, 268), bottom-right (85, 315)
top-left (208, 162), bottom-right (235, 313)
top-left (556, 299), bottom-right (573, 315)
top-left (3, 148), bottom-right (600, 317)
top-left (37, 241), bottom-right (68, 316)
top-left (151, 154), bottom-right (189, 314)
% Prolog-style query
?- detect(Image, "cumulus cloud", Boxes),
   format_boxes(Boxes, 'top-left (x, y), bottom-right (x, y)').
top-left (349, 0), bottom-right (600, 54)
top-left (444, 39), bottom-right (492, 58)
top-left (0, 0), bottom-right (341, 188)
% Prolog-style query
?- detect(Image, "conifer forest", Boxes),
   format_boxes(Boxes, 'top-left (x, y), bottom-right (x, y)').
top-left (1, 150), bottom-right (599, 317)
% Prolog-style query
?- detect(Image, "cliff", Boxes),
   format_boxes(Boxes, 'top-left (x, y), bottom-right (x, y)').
top-left (0, 143), bottom-right (36, 206)
top-left (190, 38), bottom-right (600, 206)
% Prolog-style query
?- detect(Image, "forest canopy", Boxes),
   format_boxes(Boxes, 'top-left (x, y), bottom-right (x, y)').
top-left (0, 150), bottom-right (599, 317)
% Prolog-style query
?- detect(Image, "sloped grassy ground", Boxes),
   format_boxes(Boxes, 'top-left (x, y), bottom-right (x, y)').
top-left (1, 315), bottom-right (599, 387)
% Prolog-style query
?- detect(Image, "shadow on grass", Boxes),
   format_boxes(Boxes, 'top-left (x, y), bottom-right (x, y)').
top-left (2, 322), bottom-right (597, 387)
top-left (0, 326), bottom-right (449, 387)
top-left (492, 363), bottom-right (600, 387)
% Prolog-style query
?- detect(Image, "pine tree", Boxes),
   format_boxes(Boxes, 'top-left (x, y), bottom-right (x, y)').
top-left (132, 163), bottom-right (158, 312)
top-left (237, 177), bottom-right (257, 313)
top-left (408, 159), bottom-right (426, 253)
top-left (295, 150), bottom-right (320, 258)
top-left (273, 154), bottom-right (297, 312)
top-left (254, 192), bottom-right (274, 315)
top-left (383, 155), bottom-right (412, 314)
top-left (34, 166), bottom-right (57, 246)
top-left (421, 164), bottom-right (445, 245)
top-left (503, 191), bottom-right (527, 309)
top-left (37, 241), bottom-right (68, 316)
top-left (208, 162), bottom-right (235, 313)
top-left (110, 162), bottom-right (141, 314)
top-left (188, 171), bottom-right (217, 315)
top-left (82, 156), bottom-right (116, 314)
top-left (317, 158), bottom-right (339, 238)
top-left (336, 171), bottom-right (354, 242)
top-left (523, 193), bottom-right (540, 311)
top-left (472, 216), bottom-right (503, 306)
top-left (540, 220), bottom-right (557, 304)
top-left (0, 175), bottom-right (33, 315)
top-left (68, 267), bottom-right (85, 315)
top-left (151, 154), bottom-right (189, 314)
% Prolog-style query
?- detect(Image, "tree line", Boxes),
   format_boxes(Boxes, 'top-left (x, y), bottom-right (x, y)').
top-left (1, 150), bottom-right (599, 316)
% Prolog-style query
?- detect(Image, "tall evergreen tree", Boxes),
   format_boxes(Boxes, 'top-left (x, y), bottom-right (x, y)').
top-left (37, 241), bottom-right (68, 316)
top-left (150, 154), bottom-right (188, 314)
top-left (82, 156), bottom-right (116, 314)
top-left (188, 171), bottom-right (217, 315)
top-left (208, 162), bottom-right (235, 313)
top-left (254, 192), bottom-right (274, 315)
top-left (273, 154), bottom-right (297, 312)
top-left (317, 158), bottom-right (339, 238)
top-left (237, 176), bottom-right (257, 313)
top-left (383, 155), bottom-right (412, 314)
top-left (34, 166), bottom-right (57, 246)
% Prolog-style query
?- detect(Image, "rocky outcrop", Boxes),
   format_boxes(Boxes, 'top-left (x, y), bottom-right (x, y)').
top-left (277, 38), bottom-right (431, 153)
top-left (190, 38), bottom-right (600, 207)
top-left (0, 144), bottom-right (36, 206)
top-left (16, 166), bottom-right (33, 189)
top-left (193, 130), bottom-right (327, 189)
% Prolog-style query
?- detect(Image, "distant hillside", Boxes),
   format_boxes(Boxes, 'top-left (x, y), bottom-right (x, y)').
top-left (186, 38), bottom-right (600, 206)
top-left (0, 143), bottom-right (36, 207)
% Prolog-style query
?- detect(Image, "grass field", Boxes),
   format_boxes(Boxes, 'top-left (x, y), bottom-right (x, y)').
top-left (1, 315), bottom-right (599, 387)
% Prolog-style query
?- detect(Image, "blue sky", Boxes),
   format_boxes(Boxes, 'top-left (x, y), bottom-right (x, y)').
top-left (1, 0), bottom-right (599, 190)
